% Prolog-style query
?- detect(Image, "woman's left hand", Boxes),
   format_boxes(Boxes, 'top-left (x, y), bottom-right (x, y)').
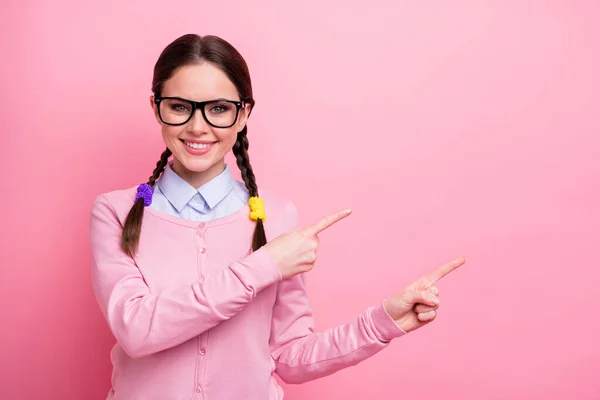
top-left (384, 257), bottom-right (466, 333)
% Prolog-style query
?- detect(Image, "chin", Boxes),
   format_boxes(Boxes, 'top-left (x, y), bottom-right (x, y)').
top-left (177, 150), bottom-right (222, 172)
top-left (179, 158), bottom-right (218, 173)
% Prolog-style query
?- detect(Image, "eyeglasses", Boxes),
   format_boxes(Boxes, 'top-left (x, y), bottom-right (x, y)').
top-left (154, 96), bottom-right (253, 128)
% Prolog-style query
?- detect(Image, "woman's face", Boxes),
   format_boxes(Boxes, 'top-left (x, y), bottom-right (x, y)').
top-left (150, 63), bottom-right (251, 187)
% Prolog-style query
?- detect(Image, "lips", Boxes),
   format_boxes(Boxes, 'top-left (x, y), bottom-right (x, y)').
top-left (180, 139), bottom-right (217, 156)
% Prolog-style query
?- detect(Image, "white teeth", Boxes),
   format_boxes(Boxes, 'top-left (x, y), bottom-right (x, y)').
top-left (185, 141), bottom-right (212, 149)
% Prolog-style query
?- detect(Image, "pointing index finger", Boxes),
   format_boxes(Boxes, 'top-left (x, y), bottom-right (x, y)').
top-left (419, 257), bottom-right (466, 288)
top-left (304, 209), bottom-right (352, 236)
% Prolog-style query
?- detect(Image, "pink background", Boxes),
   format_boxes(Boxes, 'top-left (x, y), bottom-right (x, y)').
top-left (1, 1), bottom-right (599, 399)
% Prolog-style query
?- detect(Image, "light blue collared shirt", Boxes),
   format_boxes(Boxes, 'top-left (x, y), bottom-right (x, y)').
top-left (150, 163), bottom-right (249, 222)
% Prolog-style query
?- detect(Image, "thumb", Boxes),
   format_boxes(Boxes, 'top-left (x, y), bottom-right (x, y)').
top-left (399, 290), bottom-right (440, 308)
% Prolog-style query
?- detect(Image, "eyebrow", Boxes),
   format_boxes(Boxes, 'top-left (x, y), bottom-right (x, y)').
top-left (164, 96), bottom-right (239, 102)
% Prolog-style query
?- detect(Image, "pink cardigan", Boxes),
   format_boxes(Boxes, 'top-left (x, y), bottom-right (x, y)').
top-left (90, 186), bottom-right (405, 400)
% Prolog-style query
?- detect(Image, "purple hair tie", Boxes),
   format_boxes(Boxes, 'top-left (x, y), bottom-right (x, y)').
top-left (135, 183), bottom-right (154, 206)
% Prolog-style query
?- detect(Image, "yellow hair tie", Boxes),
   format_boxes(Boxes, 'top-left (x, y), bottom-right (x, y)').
top-left (248, 196), bottom-right (266, 221)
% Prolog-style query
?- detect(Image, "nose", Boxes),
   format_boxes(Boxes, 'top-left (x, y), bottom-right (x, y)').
top-left (187, 108), bottom-right (211, 134)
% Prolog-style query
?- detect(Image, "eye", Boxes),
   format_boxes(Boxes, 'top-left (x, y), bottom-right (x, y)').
top-left (170, 102), bottom-right (191, 112)
top-left (208, 102), bottom-right (233, 114)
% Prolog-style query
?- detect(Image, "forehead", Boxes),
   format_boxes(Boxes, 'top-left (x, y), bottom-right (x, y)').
top-left (161, 63), bottom-right (239, 101)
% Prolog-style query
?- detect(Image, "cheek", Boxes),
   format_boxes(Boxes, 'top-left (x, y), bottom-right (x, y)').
top-left (215, 129), bottom-right (238, 150)
top-left (161, 126), bottom-right (183, 141)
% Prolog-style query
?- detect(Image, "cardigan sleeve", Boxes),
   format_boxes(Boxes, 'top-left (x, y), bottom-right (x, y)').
top-left (90, 194), bottom-right (282, 359)
top-left (269, 202), bottom-right (406, 383)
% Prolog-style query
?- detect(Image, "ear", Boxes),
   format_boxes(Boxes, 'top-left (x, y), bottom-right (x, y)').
top-left (149, 95), bottom-right (161, 124)
top-left (237, 102), bottom-right (253, 132)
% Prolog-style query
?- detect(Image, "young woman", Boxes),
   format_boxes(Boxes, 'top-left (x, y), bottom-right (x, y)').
top-left (90, 33), bottom-right (465, 400)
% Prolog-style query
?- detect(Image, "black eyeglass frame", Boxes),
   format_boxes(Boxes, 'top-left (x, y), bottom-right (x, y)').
top-left (153, 96), bottom-right (254, 128)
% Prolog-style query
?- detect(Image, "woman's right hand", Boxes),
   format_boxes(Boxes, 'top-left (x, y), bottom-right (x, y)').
top-left (264, 209), bottom-right (352, 279)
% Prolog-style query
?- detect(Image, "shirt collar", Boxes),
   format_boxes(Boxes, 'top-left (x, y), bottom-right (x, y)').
top-left (157, 162), bottom-right (235, 213)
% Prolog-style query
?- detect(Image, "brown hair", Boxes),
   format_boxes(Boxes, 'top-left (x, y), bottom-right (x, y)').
top-left (120, 34), bottom-right (266, 257)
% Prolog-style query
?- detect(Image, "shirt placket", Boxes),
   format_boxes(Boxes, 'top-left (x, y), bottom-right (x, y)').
top-left (189, 193), bottom-right (208, 221)
top-left (193, 222), bottom-right (209, 399)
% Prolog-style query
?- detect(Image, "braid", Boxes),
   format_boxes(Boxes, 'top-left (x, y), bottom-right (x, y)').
top-left (232, 127), bottom-right (267, 251)
top-left (149, 148), bottom-right (172, 187)
top-left (232, 130), bottom-right (258, 197)
top-left (121, 147), bottom-right (172, 257)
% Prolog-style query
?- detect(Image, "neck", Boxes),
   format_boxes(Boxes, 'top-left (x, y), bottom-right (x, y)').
top-left (171, 159), bottom-right (226, 189)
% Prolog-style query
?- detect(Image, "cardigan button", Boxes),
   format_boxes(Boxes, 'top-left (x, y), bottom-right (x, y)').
top-left (199, 247), bottom-right (206, 254)
top-left (195, 386), bottom-right (202, 393)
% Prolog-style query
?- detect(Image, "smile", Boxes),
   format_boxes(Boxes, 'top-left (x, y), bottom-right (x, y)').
top-left (183, 141), bottom-right (215, 149)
